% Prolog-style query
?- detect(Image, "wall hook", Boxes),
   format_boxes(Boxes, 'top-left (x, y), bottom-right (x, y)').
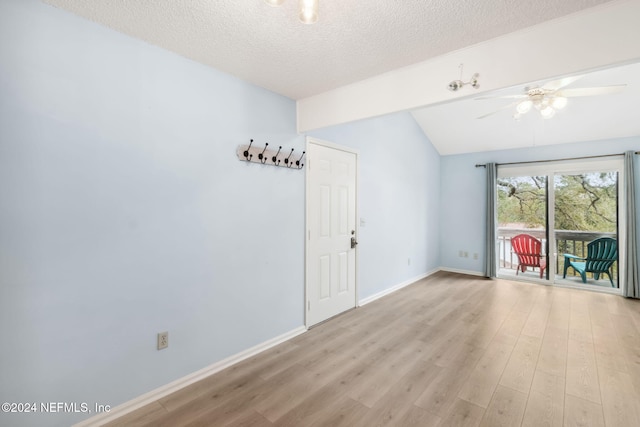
top-left (284, 148), bottom-right (295, 167)
top-left (272, 146), bottom-right (282, 165)
top-left (296, 151), bottom-right (306, 169)
top-left (259, 143), bottom-right (269, 164)
top-left (243, 139), bottom-right (254, 161)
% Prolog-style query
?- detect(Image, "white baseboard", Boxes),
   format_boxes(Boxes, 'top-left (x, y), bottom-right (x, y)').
top-left (73, 326), bottom-right (307, 427)
top-left (438, 267), bottom-right (486, 277)
top-left (358, 268), bottom-right (439, 306)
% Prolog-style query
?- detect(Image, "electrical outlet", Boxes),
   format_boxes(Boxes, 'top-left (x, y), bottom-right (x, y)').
top-left (458, 250), bottom-right (464, 257)
top-left (157, 331), bottom-right (168, 350)
top-left (473, 253), bottom-right (478, 260)
top-left (464, 251), bottom-right (469, 258)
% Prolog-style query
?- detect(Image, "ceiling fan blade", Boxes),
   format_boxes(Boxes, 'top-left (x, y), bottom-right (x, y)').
top-left (556, 85), bottom-right (627, 97)
top-left (477, 102), bottom-right (517, 119)
top-left (474, 94), bottom-right (527, 100)
top-left (542, 75), bottom-right (584, 91)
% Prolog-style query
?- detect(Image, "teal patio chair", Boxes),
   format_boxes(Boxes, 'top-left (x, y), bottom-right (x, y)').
top-left (563, 237), bottom-right (618, 286)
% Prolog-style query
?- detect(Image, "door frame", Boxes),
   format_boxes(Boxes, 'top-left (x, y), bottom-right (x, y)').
top-left (305, 136), bottom-right (359, 328)
top-left (497, 157), bottom-right (625, 295)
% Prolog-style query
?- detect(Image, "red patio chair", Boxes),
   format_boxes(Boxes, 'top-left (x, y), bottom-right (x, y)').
top-left (511, 234), bottom-right (546, 279)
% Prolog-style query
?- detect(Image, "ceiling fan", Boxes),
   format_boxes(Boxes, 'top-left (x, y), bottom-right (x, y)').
top-left (476, 75), bottom-right (626, 120)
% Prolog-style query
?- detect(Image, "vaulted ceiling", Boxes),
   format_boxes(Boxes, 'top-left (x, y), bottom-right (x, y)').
top-left (412, 62), bottom-right (640, 154)
top-left (42, 0), bottom-right (640, 154)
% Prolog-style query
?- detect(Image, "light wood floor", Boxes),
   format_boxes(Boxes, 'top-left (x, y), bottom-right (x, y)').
top-left (106, 272), bottom-right (640, 427)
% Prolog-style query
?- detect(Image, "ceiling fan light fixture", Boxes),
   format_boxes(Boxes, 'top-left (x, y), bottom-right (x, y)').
top-left (265, 0), bottom-right (286, 6)
top-left (516, 100), bottom-right (532, 114)
top-left (481, 75), bottom-right (626, 121)
top-left (551, 96), bottom-right (568, 110)
top-left (540, 105), bottom-right (555, 119)
top-left (299, 0), bottom-right (319, 24)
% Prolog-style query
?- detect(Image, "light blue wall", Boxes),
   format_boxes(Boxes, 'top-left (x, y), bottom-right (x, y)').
top-left (440, 137), bottom-right (640, 274)
top-left (9, 1), bottom-right (636, 426)
top-left (0, 1), bottom-right (441, 426)
top-left (0, 1), bottom-right (305, 426)
top-left (309, 113), bottom-right (441, 299)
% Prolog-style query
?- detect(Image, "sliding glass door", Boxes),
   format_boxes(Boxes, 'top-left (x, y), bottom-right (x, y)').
top-left (497, 158), bottom-right (624, 293)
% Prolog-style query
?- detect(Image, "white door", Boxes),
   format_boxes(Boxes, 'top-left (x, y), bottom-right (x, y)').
top-left (306, 139), bottom-right (357, 327)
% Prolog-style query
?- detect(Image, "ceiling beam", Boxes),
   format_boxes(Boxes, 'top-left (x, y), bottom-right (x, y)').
top-left (297, 0), bottom-right (640, 133)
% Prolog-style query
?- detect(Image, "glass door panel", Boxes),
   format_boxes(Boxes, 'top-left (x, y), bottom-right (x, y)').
top-left (497, 175), bottom-right (549, 281)
top-left (554, 172), bottom-right (619, 289)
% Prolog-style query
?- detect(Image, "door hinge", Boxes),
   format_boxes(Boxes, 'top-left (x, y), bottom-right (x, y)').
top-left (307, 301), bottom-right (310, 311)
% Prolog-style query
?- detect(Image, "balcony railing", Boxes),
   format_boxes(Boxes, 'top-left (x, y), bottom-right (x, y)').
top-left (497, 228), bottom-right (618, 282)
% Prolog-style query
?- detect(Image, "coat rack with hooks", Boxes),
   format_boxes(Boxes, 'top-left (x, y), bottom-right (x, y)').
top-left (236, 139), bottom-right (305, 169)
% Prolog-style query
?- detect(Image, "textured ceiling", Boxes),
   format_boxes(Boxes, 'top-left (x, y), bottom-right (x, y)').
top-left (40, 0), bottom-right (639, 155)
top-left (43, 0), bottom-right (615, 100)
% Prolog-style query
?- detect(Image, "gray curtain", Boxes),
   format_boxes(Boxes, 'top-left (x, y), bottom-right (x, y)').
top-left (624, 151), bottom-right (639, 298)
top-left (485, 163), bottom-right (497, 278)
